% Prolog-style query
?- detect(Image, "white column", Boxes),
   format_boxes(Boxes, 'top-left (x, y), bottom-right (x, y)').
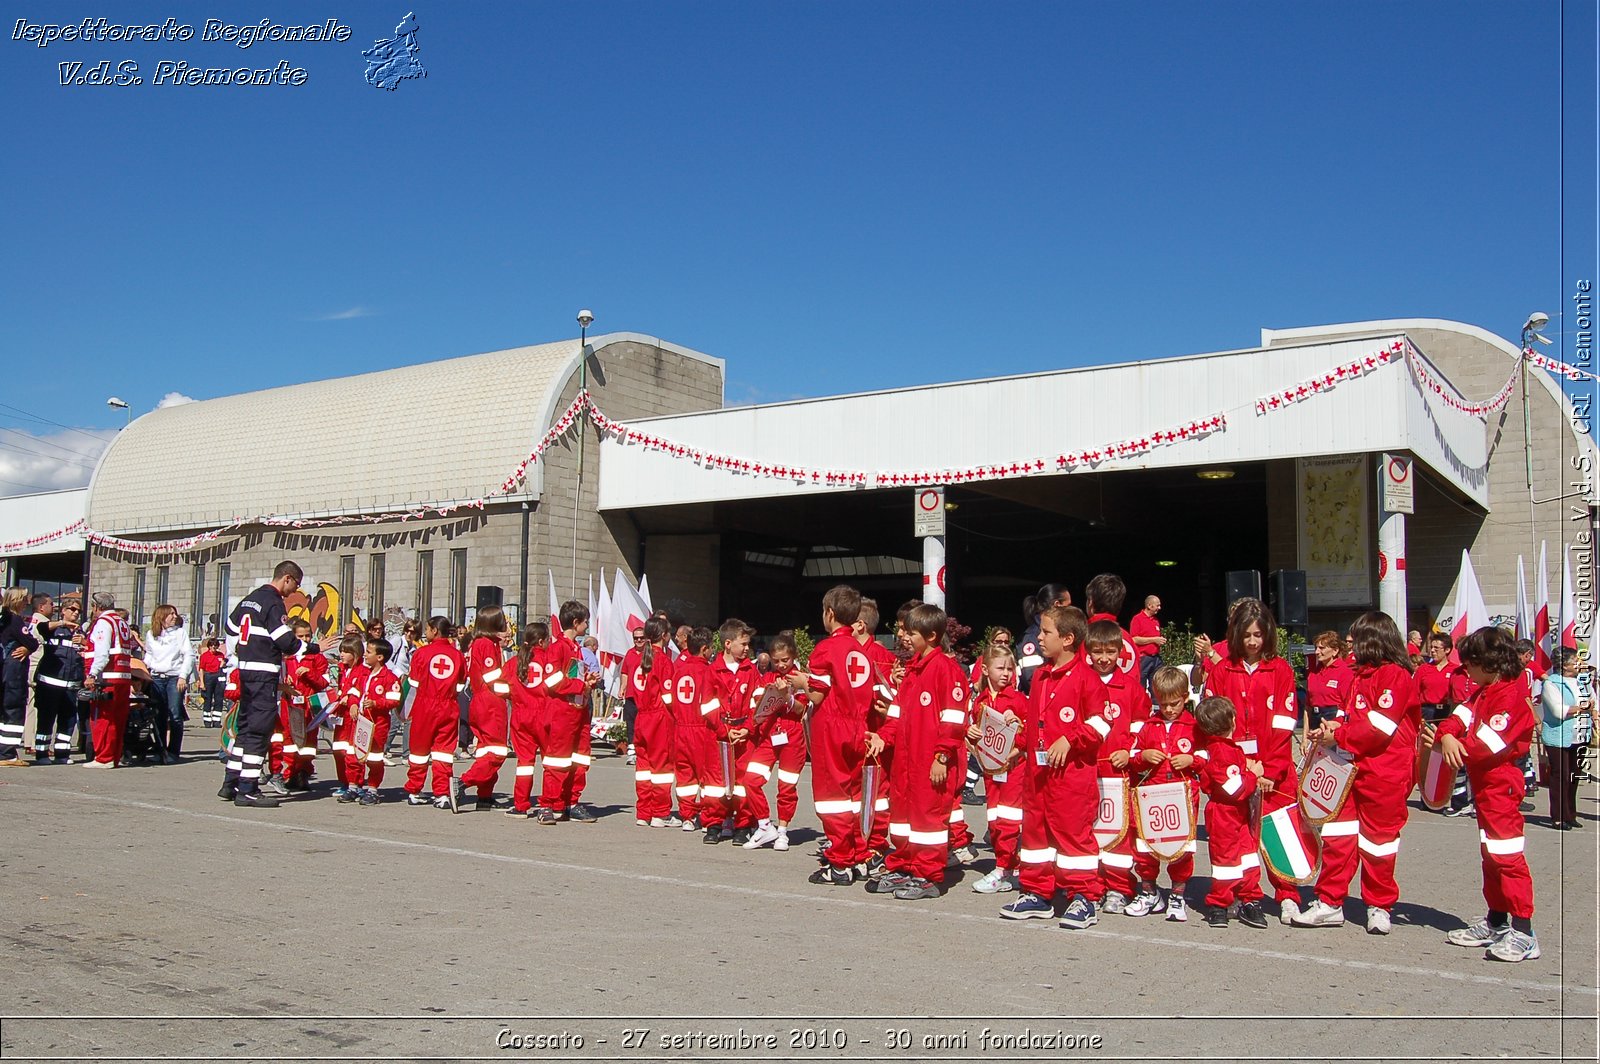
top-left (1378, 509), bottom-right (1407, 629)
top-left (922, 534), bottom-right (946, 609)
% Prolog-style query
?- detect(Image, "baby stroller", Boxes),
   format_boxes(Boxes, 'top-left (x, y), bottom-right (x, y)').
top-left (122, 663), bottom-right (172, 766)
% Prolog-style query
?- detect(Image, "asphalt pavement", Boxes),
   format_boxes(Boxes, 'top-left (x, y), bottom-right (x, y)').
top-left (0, 735), bottom-right (1595, 1063)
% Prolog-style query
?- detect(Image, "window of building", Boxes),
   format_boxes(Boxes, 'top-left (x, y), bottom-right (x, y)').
top-left (416, 551), bottom-right (434, 621)
top-left (132, 568), bottom-right (147, 629)
top-left (215, 563), bottom-right (230, 635)
top-left (448, 549), bottom-right (467, 623)
top-left (155, 565), bottom-right (170, 606)
top-left (191, 564), bottom-right (206, 633)
top-left (339, 555), bottom-right (356, 629)
top-left (369, 555), bottom-right (386, 621)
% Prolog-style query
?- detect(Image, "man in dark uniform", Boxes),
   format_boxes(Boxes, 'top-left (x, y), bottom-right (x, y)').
top-left (219, 561), bottom-right (307, 808)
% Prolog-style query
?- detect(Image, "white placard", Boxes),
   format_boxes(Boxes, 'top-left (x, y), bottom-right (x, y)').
top-left (913, 486), bottom-right (946, 537)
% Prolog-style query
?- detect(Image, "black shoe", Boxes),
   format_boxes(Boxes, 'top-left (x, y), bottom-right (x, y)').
top-left (862, 853), bottom-right (888, 879)
top-left (532, 807), bottom-right (559, 826)
top-left (1206, 906), bottom-right (1230, 927)
top-left (568, 802), bottom-right (597, 823)
top-left (961, 786), bottom-right (983, 806)
top-left (808, 865), bottom-right (854, 887)
top-left (1566, 819), bottom-right (1584, 829)
top-left (1238, 902), bottom-right (1269, 929)
top-left (285, 775), bottom-right (311, 793)
top-left (731, 827), bottom-right (752, 846)
top-left (703, 828), bottom-right (723, 845)
top-left (233, 790), bottom-right (281, 808)
top-left (475, 798), bottom-right (496, 812)
top-left (217, 783), bottom-right (236, 802)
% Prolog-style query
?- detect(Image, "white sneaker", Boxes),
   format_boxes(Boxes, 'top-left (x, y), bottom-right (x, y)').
top-left (626, 752), bottom-right (636, 766)
top-left (1486, 928), bottom-right (1541, 962)
top-left (1446, 919), bottom-right (1507, 947)
top-left (662, 814), bottom-right (683, 827)
top-left (1366, 907), bottom-right (1391, 935)
top-left (1279, 898), bottom-right (1302, 926)
top-left (635, 818), bottom-right (650, 827)
top-left (1165, 894), bottom-right (1188, 922)
top-left (1290, 900), bottom-right (1345, 928)
top-left (971, 868), bottom-right (1008, 894)
top-left (743, 823), bottom-right (781, 850)
top-left (648, 817), bottom-right (668, 828)
top-left (953, 844), bottom-right (981, 864)
top-left (681, 817), bottom-right (698, 832)
top-left (1124, 890), bottom-right (1162, 917)
top-left (773, 828), bottom-right (790, 851)
top-left (1100, 890), bottom-right (1128, 915)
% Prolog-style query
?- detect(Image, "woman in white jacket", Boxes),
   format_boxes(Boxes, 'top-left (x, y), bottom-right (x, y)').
top-left (143, 604), bottom-right (195, 761)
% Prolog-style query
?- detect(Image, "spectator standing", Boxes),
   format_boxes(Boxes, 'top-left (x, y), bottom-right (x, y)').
top-left (1539, 647), bottom-right (1590, 830)
top-left (143, 604), bottom-right (195, 761)
top-left (197, 638), bottom-right (226, 728)
top-left (1129, 595), bottom-right (1166, 691)
top-left (0, 588), bottom-right (42, 765)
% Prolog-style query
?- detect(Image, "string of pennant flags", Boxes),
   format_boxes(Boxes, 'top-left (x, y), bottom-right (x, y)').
top-left (8, 340), bottom-right (1597, 559)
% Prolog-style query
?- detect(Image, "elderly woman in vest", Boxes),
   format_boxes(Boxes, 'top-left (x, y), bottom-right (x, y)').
top-left (1540, 646), bottom-right (1592, 830)
top-left (144, 604), bottom-right (195, 761)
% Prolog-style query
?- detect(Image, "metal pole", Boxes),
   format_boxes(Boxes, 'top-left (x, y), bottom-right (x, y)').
top-left (572, 323), bottom-right (586, 597)
top-left (519, 500), bottom-right (530, 627)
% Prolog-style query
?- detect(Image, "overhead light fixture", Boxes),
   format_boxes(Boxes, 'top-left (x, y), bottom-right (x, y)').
top-left (1155, 559), bottom-right (1178, 568)
top-left (943, 502), bottom-right (959, 512)
top-left (1522, 311), bottom-right (1553, 347)
top-left (1196, 468), bottom-right (1235, 481)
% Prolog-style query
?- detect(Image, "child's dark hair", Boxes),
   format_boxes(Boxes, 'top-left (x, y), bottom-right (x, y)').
top-left (472, 604), bottom-right (507, 640)
top-left (858, 598), bottom-right (880, 633)
top-left (1085, 618), bottom-right (1123, 651)
top-left (1150, 665), bottom-right (1190, 704)
top-left (904, 603), bottom-right (947, 641)
top-left (339, 634), bottom-right (364, 661)
top-left (1428, 631), bottom-right (1453, 651)
top-left (896, 599), bottom-right (922, 629)
top-left (427, 615), bottom-right (454, 641)
top-left (688, 627), bottom-right (714, 655)
top-left (1514, 638), bottom-right (1537, 658)
top-left (1457, 626), bottom-right (1522, 681)
top-left (1225, 598), bottom-right (1278, 662)
top-left (366, 637), bottom-right (394, 664)
top-left (640, 616), bottom-right (670, 672)
top-left (718, 618), bottom-right (755, 643)
top-left (516, 621), bottom-right (550, 684)
top-left (1194, 696), bottom-right (1236, 737)
top-left (822, 585), bottom-right (862, 627)
top-left (1084, 573), bottom-right (1126, 619)
top-left (1349, 611), bottom-right (1411, 672)
top-left (769, 630), bottom-right (799, 661)
top-left (559, 600), bottom-right (589, 630)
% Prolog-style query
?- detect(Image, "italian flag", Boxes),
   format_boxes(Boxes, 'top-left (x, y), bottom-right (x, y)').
top-left (308, 691), bottom-right (329, 714)
top-left (1260, 805), bottom-right (1315, 881)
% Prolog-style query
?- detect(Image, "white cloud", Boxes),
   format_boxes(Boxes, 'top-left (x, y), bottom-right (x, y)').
top-left (157, 392), bottom-right (197, 409)
top-left (312, 306), bottom-right (375, 321)
top-left (0, 426), bottom-right (116, 497)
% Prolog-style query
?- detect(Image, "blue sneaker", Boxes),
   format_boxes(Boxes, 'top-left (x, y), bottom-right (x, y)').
top-left (335, 786), bottom-right (358, 804)
top-left (1059, 894), bottom-right (1098, 929)
top-left (1000, 893), bottom-right (1054, 920)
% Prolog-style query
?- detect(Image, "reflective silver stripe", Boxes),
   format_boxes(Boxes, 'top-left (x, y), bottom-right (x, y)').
top-left (1017, 847), bottom-right (1057, 863)
top-left (1358, 834), bottom-right (1401, 857)
top-left (809, 672), bottom-right (831, 687)
top-left (1369, 711), bottom-right (1397, 736)
top-left (1222, 775), bottom-right (1243, 796)
top-left (269, 625), bottom-right (292, 640)
top-left (1476, 724), bottom-right (1507, 753)
top-left (481, 668), bottom-right (503, 683)
top-left (571, 754), bottom-right (592, 766)
top-left (1452, 705), bottom-right (1472, 726)
top-left (407, 754), bottom-right (428, 765)
top-left (38, 675), bottom-right (77, 688)
top-left (1479, 831), bottom-right (1524, 855)
top-left (776, 769), bottom-right (802, 785)
top-left (1017, 654), bottom-right (1044, 668)
top-left (746, 762), bottom-right (773, 779)
top-left (429, 751), bottom-right (453, 763)
top-left (1056, 853), bottom-right (1099, 870)
top-left (475, 745), bottom-right (510, 757)
top-left (907, 828), bottom-right (948, 845)
top-left (515, 765), bottom-right (536, 776)
top-left (1099, 852), bottom-right (1134, 868)
top-left (544, 757), bottom-right (573, 768)
top-left (1270, 714), bottom-right (1296, 731)
top-left (814, 799), bottom-right (854, 815)
top-left (1320, 820), bottom-right (1359, 837)
top-left (939, 709), bottom-right (965, 725)
top-left (240, 661), bottom-right (279, 674)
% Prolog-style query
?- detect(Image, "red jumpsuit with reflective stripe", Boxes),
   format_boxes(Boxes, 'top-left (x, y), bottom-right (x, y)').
top-left (1205, 656), bottom-right (1303, 902)
top-left (1435, 677), bottom-right (1537, 919)
top-left (1129, 712), bottom-right (1200, 886)
top-left (1088, 667), bottom-right (1151, 897)
top-left (1314, 662), bottom-right (1421, 911)
top-left (1201, 736), bottom-right (1262, 907)
top-left (807, 628), bottom-right (878, 871)
top-left (879, 648), bottom-right (968, 884)
top-left (706, 655), bottom-right (760, 828)
top-left (1018, 655), bottom-right (1106, 901)
top-left (277, 650), bottom-right (329, 782)
top-left (458, 637), bottom-right (512, 800)
top-left (535, 642), bottom-right (590, 813)
top-left (667, 655), bottom-right (715, 825)
top-left (743, 669), bottom-right (810, 825)
top-left (328, 664), bottom-right (366, 787)
top-left (406, 641), bottom-right (465, 797)
top-left (632, 650), bottom-right (676, 820)
top-left (346, 667), bottom-right (401, 788)
top-left (970, 686), bottom-right (1030, 873)
top-left (505, 654), bottom-right (549, 813)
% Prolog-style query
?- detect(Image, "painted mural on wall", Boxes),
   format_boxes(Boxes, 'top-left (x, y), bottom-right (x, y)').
top-left (1296, 455), bottom-right (1372, 608)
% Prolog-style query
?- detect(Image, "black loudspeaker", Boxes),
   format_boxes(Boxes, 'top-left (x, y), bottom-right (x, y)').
top-left (1269, 569), bottom-right (1309, 628)
top-left (1224, 570), bottom-right (1262, 608)
top-left (475, 585), bottom-right (503, 609)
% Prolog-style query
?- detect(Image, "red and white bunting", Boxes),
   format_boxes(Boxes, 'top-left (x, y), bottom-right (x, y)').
top-left (1405, 341), bottom-right (1516, 416)
top-left (1525, 349), bottom-right (1600, 383)
top-left (84, 527), bottom-right (231, 554)
top-left (1253, 341), bottom-right (1404, 416)
top-left (0, 518), bottom-right (86, 555)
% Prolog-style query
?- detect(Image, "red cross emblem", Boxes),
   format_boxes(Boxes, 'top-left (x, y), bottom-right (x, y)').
top-left (844, 650), bottom-right (870, 688)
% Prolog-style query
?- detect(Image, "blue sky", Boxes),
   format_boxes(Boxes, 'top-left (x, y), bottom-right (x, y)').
top-left (0, 0), bottom-right (1594, 495)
